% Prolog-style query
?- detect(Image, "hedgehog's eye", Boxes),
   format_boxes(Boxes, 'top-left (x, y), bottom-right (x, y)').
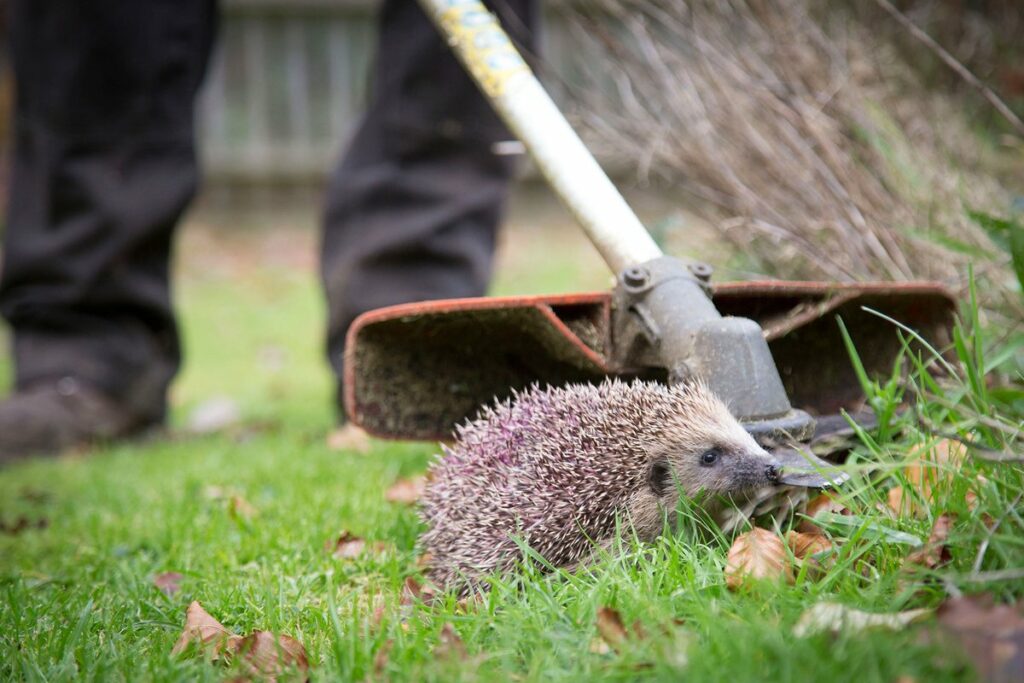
top-left (700, 448), bottom-right (720, 466)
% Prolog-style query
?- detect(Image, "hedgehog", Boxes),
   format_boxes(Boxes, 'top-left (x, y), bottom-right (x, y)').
top-left (419, 378), bottom-right (839, 592)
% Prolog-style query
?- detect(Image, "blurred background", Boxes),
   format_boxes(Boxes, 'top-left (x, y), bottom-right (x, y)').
top-left (0, 0), bottom-right (1020, 426)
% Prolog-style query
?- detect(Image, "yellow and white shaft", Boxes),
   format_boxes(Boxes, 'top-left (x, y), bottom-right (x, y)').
top-left (417, 0), bottom-right (663, 274)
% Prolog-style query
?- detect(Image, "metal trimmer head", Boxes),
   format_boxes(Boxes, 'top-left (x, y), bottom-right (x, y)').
top-left (344, 280), bottom-right (955, 445)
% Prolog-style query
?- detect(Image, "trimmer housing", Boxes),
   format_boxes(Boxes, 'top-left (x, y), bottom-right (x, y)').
top-left (610, 256), bottom-right (814, 442)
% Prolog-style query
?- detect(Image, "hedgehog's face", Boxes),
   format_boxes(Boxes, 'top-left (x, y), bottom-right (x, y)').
top-left (648, 426), bottom-right (780, 499)
top-left (645, 388), bottom-right (783, 500)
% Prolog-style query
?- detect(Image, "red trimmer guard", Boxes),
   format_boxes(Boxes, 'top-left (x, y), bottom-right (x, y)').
top-left (344, 281), bottom-right (956, 441)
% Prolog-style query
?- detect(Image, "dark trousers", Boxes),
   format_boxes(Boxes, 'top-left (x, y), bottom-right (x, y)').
top-left (0, 0), bottom-right (537, 421)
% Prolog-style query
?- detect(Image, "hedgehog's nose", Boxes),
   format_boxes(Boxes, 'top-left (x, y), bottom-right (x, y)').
top-left (765, 463), bottom-right (781, 483)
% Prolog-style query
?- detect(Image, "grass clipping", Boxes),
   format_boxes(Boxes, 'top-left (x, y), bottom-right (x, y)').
top-left (560, 0), bottom-right (1020, 321)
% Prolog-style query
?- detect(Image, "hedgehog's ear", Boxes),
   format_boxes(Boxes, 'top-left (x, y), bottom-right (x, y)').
top-left (648, 458), bottom-right (673, 496)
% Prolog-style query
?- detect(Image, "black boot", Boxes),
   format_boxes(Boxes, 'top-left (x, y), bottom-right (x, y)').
top-left (0, 378), bottom-right (160, 463)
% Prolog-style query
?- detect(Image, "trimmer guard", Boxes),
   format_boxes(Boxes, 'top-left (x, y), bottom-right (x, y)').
top-left (344, 281), bottom-right (955, 441)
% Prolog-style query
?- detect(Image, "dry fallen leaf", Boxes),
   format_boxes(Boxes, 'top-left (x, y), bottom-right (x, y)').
top-left (154, 571), bottom-right (184, 597)
top-left (593, 608), bottom-right (689, 668)
top-left (725, 528), bottom-right (793, 589)
top-left (401, 576), bottom-right (437, 605)
top-left (797, 494), bottom-right (850, 533)
top-left (595, 607), bottom-right (629, 652)
top-left (905, 513), bottom-right (955, 570)
top-left (787, 530), bottom-right (832, 559)
top-left (228, 495), bottom-right (258, 522)
top-left (887, 485), bottom-right (909, 517)
top-left (793, 602), bottom-right (931, 638)
top-left (326, 531), bottom-right (390, 560)
top-left (935, 595), bottom-right (1024, 683)
top-left (891, 439), bottom-right (970, 518)
top-left (385, 476), bottom-right (426, 505)
top-left (171, 601), bottom-right (241, 657)
top-left (171, 601), bottom-right (310, 681)
top-left (907, 439), bottom-right (965, 496)
top-left (326, 423), bottom-right (371, 454)
top-left (234, 630), bottom-right (309, 680)
top-left (329, 531), bottom-right (366, 559)
top-left (787, 530), bottom-right (833, 577)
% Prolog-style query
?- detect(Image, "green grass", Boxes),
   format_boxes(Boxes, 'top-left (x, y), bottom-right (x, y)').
top-left (1, 228), bottom-right (1022, 681)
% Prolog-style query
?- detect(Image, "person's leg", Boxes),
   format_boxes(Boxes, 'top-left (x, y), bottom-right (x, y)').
top-left (321, 0), bottom-right (538, 412)
top-left (0, 0), bottom-right (217, 458)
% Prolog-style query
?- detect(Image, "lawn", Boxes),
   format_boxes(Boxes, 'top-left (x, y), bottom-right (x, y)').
top-left (1, 210), bottom-right (1022, 681)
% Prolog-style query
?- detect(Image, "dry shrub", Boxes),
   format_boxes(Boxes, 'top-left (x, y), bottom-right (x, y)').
top-left (556, 0), bottom-right (1021, 324)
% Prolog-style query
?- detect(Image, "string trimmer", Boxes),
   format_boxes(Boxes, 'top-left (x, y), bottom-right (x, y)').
top-left (344, 0), bottom-right (955, 488)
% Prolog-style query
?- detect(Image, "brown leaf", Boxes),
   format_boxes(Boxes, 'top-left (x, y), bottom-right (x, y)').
top-left (434, 623), bottom-right (467, 661)
top-left (936, 595), bottom-right (1024, 683)
top-left (326, 423), bottom-right (371, 454)
top-left (172, 602), bottom-right (310, 681)
top-left (787, 530), bottom-right (832, 559)
top-left (415, 552), bottom-right (434, 569)
top-left (154, 572), bottom-right (184, 597)
top-left (725, 528), bottom-right (793, 589)
top-left (385, 476), bottom-right (426, 505)
top-left (797, 494), bottom-right (849, 533)
top-left (892, 439), bottom-right (968, 518)
top-left (787, 530), bottom-right (833, 577)
top-left (228, 495), bottom-right (258, 521)
top-left (326, 531), bottom-right (390, 560)
top-left (401, 576), bottom-right (437, 605)
top-left (329, 531), bottom-right (366, 559)
top-left (905, 513), bottom-right (955, 569)
top-left (887, 485), bottom-right (918, 518)
top-left (234, 630), bottom-right (309, 680)
top-left (595, 607), bottom-right (629, 652)
top-left (906, 439), bottom-right (965, 495)
top-left (171, 601), bottom-right (241, 657)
